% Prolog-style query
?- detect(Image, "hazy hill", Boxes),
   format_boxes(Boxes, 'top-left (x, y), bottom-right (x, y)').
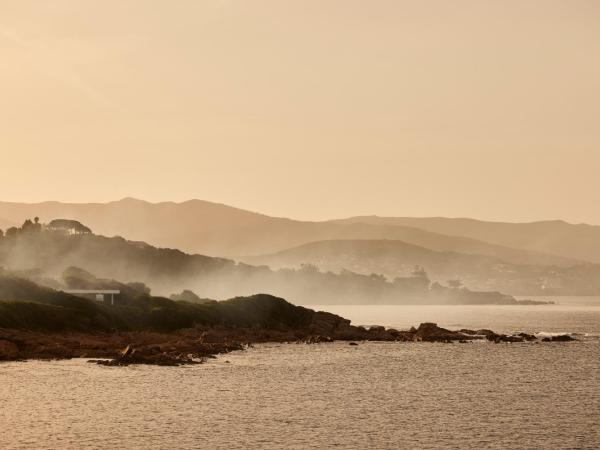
top-left (0, 225), bottom-right (531, 304)
top-left (332, 216), bottom-right (600, 264)
top-left (245, 239), bottom-right (507, 279)
top-left (0, 199), bottom-right (576, 266)
top-left (245, 239), bottom-right (600, 295)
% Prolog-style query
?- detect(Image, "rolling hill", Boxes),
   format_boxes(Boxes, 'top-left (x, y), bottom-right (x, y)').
top-left (0, 199), bottom-right (577, 266)
top-left (245, 239), bottom-right (508, 279)
top-left (331, 216), bottom-right (600, 264)
top-left (245, 239), bottom-right (600, 294)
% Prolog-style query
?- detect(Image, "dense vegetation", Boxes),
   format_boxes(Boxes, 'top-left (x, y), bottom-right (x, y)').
top-left (0, 268), bottom-right (317, 332)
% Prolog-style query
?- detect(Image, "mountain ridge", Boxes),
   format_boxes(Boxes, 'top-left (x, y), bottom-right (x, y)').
top-left (331, 216), bottom-right (600, 263)
top-left (0, 198), bottom-right (584, 266)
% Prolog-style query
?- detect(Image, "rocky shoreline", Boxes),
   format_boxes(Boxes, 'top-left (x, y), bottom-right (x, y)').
top-left (0, 270), bottom-right (574, 366)
top-left (0, 320), bottom-right (575, 366)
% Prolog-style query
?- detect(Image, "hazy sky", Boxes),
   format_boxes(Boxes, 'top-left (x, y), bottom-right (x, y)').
top-left (1, 1), bottom-right (599, 222)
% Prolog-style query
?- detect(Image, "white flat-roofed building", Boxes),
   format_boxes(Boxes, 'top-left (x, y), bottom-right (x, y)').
top-left (64, 290), bottom-right (120, 305)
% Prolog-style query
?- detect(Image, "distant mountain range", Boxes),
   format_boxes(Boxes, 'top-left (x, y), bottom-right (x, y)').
top-left (0, 198), bottom-right (585, 267)
top-left (331, 216), bottom-right (600, 264)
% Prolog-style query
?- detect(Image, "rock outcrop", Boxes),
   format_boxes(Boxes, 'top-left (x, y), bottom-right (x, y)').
top-left (91, 344), bottom-right (201, 367)
top-left (542, 335), bottom-right (576, 342)
top-left (0, 320), bottom-right (578, 366)
top-left (413, 323), bottom-right (469, 342)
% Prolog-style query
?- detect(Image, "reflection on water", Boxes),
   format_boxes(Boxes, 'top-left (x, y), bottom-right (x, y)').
top-left (1, 299), bottom-right (599, 449)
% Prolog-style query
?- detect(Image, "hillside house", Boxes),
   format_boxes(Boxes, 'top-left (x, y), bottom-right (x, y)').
top-left (47, 219), bottom-right (92, 235)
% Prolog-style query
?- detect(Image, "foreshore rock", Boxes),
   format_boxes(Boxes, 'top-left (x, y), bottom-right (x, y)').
top-left (89, 344), bottom-right (201, 367)
top-left (0, 320), bottom-right (577, 366)
top-left (542, 335), bottom-right (576, 342)
top-left (413, 323), bottom-right (470, 342)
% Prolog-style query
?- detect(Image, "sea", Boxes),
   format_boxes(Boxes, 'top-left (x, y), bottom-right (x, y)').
top-left (1, 297), bottom-right (599, 449)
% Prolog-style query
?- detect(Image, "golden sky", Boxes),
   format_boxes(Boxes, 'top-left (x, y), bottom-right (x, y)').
top-left (0, 1), bottom-right (599, 222)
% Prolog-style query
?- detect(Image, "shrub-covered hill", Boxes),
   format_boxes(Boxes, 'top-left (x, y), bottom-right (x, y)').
top-left (0, 270), bottom-right (336, 333)
top-left (0, 274), bottom-right (115, 331)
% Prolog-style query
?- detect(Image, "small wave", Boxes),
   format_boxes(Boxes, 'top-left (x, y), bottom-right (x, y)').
top-left (535, 331), bottom-right (598, 338)
top-left (535, 331), bottom-right (575, 338)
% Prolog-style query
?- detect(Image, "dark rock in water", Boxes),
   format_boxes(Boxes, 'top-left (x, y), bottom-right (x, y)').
top-left (500, 335), bottom-right (525, 343)
top-left (517, 332), bottom-right (537, 341)
top-left (542, 335), bottom-right (576, 342)
top-left (459, 329), bottom-right (478, 335)
top-left (0, 339), bottom-right (19, 360)
top-left (349, 342), bottom-right (358, 346)
top-left (384, 328), bottom-right (407, 341)
top-left (303, 335), bottom-right (334, 344)
top-left (457, 328), bottom-right (521, 342)
top-left (476, 329), bottom-right (497, 337)
top-left (414, 323), bottom-right (468, 342)
top-left (369, 326), bottom-right (386, 333)
top-left (483, 332), bottom-right (525, 343)
top-left (91, 345), bottom-right (200, 366)
top-left (414, 323), bottom-right (537, 344)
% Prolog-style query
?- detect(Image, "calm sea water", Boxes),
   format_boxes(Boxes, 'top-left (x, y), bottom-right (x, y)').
top-left (316, 296), bottom-right (600, 336)
top-left (1, 297), bottom-right (599, 449)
